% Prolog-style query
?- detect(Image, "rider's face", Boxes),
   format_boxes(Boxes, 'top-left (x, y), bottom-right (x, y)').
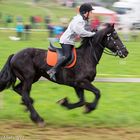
top-left (89, 11), bottom-right (93, 18)
top-left (84, 11), bottom-right (93, 19)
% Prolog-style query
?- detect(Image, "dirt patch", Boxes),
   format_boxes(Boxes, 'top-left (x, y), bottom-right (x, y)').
top-left (0, 121), bottom-right (140, 140)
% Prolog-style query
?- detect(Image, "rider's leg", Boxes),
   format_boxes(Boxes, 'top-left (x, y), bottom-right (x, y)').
top-left (47, 44), bottom-right (73, 80)
top-left (55, 44), bottom-right (73, 71)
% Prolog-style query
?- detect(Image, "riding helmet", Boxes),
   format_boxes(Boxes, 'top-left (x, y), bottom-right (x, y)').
top-left (79, 3), bottom-right (94, 14)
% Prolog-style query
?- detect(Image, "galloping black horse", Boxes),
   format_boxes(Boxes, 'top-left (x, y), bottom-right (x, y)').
top-left (0, 23), bottom-right (128, 126)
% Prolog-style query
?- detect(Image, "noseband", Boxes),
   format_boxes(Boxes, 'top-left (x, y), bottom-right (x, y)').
top-left (89, 30), bottom-right (126, 63)
top-left (103, 31), bottom-right (126, 57)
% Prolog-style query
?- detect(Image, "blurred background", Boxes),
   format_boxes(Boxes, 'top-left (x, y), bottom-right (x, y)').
top-left (0, 0), bottom-right (140, 41)
top-left (0, 0), bottom-right (140, 140)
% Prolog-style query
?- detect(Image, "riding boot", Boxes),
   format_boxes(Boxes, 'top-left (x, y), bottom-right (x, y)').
top-left (47, 56), bottom-right (66, 81)
top-left (47, 44), bottom-right (73, 81)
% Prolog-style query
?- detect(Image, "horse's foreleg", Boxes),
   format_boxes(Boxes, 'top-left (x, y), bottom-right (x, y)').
top-left (57, 87), bottom-right (85, 109)
top-left (78, 81), bottom-right (101, 113)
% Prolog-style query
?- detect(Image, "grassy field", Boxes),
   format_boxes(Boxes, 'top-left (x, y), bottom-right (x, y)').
top-left (0, 1), bottom-right (140, 139)
top-left (0, 81), bottom-right (140, 139)
top-left (0, 0), bottom-right (75, 27)
top-left (0, 81), bottom-right (140, 127)
top-left (0, 29), bottom-right (140, 128)
top-left (98, 41), bottom-right (140, 77)
top-left (0, 30), bottom-right (140, 77)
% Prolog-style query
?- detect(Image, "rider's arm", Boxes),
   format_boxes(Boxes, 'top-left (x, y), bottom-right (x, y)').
top-left (72, 21), bottom-right (95, 37)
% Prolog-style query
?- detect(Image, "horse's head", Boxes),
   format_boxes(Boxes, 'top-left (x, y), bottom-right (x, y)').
top-left (102, 23), bottom-right (128, 58)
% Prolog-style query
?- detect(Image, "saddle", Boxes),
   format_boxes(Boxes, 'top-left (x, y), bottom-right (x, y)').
top-left (46, 43), bottom-right (77, 68)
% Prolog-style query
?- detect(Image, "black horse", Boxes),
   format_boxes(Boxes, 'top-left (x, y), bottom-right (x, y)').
top-left (0, 23), bottom-right (128, 126)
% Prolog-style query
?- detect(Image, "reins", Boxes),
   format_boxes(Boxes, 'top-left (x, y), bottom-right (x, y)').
top-left (89, 39), bottom-right (99, 63)
top-left (99, 44), bottom-right (117, 56)
top-left (89, 38), bottom-right (117, 64)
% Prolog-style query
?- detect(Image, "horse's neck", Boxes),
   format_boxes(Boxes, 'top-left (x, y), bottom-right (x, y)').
top-left (78, 41), bottom-right (104, 65)
top-left (94, 43), bottom-right (104, 62)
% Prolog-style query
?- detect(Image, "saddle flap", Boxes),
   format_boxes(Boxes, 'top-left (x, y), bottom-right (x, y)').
top-left (47, 45), bottom-right (76, 68)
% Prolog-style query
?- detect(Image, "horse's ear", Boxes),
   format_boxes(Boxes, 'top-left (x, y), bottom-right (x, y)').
top-left (111, 23), bottom-right (114, 28)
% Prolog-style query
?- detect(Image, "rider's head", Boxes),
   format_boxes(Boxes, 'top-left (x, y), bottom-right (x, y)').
top-left (79, 3), bottom-right (94, 20)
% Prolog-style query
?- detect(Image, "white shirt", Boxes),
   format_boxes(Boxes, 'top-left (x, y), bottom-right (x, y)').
top-left (59, 14), bottom-right (95, 45)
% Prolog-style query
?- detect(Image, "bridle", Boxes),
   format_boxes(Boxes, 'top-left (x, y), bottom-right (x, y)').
top-left (101, 31), bottom-right (126, 58)
top-left (89, 30), bottom-right (126, 63)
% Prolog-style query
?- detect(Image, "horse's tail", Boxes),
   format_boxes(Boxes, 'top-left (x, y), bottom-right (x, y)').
top-left (0, 54), bottom-right (16, 92)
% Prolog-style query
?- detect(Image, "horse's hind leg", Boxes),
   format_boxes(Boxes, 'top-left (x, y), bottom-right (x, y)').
top-left (13, 74), bottom-right (41, 109)
top-left (13, 83), bottom-right (34, 106)
top-left (11, 55), bottom-right (44, 126)
top-left (58, 87), bottom-right (85, 109)
top-left (21, 79), bottom-right (45, 126)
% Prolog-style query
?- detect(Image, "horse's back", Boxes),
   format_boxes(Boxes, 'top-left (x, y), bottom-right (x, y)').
top-left (12, 48), bottom-right (46, 60)
top-left (10, 48), bottom-right (47, 68)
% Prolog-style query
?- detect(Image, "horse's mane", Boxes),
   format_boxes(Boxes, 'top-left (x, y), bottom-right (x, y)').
top-left (79, 23), bottom-right (113, 48)
top-left (80, 37), bottom-right (91, 48)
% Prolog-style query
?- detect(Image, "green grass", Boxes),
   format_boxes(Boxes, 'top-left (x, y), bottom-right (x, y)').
top-left (0, 31), bottom-right (140, 127)
top-left (97, 41), bottom-right (140, 77)
top-left (0, 81), bottom-right (140, 127)
top-left (0, 0), bottom-right (140, 128)
top-left (0, 30), bottom-right (140, 128)
top-left (0, 30), bottom-right (140, 77)
top-left (0, 0), bottom-right (75, 26)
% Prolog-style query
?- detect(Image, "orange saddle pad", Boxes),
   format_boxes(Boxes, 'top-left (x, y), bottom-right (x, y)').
top-left (46, 47), bottom-right (77, 68)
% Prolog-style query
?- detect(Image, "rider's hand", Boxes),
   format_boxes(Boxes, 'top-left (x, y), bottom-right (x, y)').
top-left (92, 28), bottom-right (98, 32)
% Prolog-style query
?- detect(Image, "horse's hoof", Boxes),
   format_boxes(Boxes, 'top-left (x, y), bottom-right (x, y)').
top-left (57, 98), bottom-right (68, 106)
top-left (83, 104), bottom-right (92, 114)
top-left (37, 121), bottom-right (46, 127)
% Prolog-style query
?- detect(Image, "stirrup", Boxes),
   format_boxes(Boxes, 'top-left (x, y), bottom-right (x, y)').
top-left (47, 69), bottom-right (56, 81)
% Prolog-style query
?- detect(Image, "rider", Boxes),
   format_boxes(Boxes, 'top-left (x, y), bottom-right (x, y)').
top-left (47, 3), bottom-right (96, 80)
